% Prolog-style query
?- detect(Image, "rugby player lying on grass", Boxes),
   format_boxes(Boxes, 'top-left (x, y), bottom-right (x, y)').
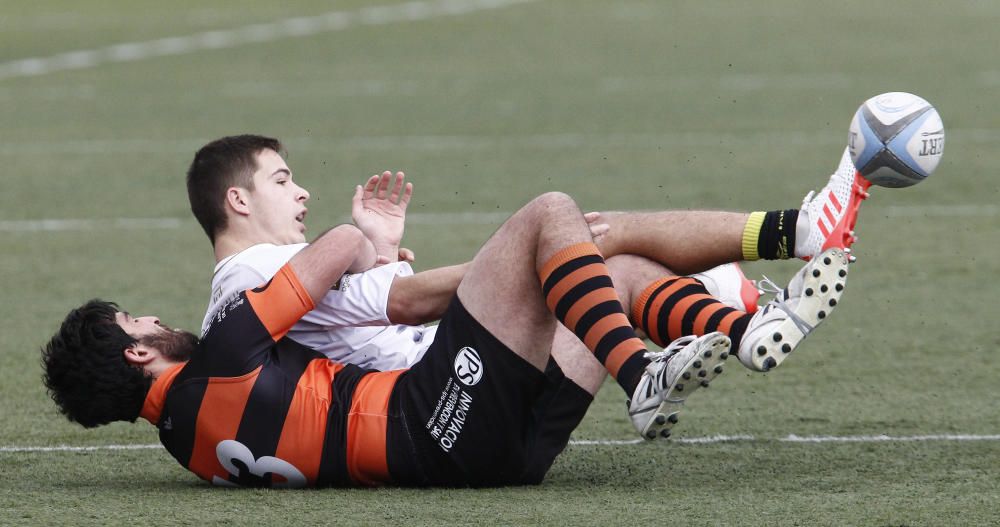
top-left (185, 135), bottom-right (866, 444)
top-left (42, 190), bottom-right (850, 488)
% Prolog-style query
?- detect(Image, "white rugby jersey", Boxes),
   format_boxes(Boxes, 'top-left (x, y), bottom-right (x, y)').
top-left (201, 243), bottom-right (436, 371)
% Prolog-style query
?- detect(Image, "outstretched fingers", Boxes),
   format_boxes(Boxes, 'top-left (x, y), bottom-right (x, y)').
top-left (387, 171), bottom-right (411, 206)
top-left (377, 170), bottom-right (395, 200)
top-left (399, 180), bottom-right (413, 209)
top-left (363, 174), bottom-right (380, 200)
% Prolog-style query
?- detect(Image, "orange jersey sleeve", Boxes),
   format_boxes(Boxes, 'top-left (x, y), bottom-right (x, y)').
top-left (245, 263), bottom-right (316, 342)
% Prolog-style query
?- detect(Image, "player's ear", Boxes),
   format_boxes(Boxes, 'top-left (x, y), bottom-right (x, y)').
top-left (226, 186), bottom-right (251, 217)
top-left (123, 344), bottom-right (155, 367)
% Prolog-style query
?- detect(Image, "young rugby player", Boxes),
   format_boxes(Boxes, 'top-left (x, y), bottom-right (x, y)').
top-left (186, 135), bottom-right (865, 437)
top-left (42, 189), bottom-right (850, 487)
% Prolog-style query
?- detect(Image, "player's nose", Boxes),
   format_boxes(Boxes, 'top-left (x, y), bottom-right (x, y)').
top-left (296, 183), bottom-right (310, 202)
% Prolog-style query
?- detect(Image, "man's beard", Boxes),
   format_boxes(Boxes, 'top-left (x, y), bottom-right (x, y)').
top-left (140, 329), bottom-right (199, 362)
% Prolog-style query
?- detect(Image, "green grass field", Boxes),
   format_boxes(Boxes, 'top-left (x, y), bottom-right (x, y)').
top-left (2, 1), bottom-right (999, 525)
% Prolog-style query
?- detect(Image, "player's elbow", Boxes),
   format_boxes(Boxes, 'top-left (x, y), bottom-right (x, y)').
top-left (314, 224), bottom-right (372, 267)
top-left (316, 223), bottom-right (365, 245)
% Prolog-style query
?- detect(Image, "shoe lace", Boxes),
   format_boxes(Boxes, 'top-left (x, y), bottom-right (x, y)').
top-left (756, 275), bottom-right (783, 296)
top-left (644, 335), bottom-right (697, 362)
top-left (757, 276), bottom-right (814, 335)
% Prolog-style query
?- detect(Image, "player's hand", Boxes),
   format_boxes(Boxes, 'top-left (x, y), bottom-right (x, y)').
top-left (351, 171), bottom-right (413, 262)
top-left (585, 211), bottom-right (610, 241)
top-left (370, 251), bottom-right (408, 269)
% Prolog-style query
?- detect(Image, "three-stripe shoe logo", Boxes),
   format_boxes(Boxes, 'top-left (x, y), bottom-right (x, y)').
top-left (816, 190), bottom-right (843, 239)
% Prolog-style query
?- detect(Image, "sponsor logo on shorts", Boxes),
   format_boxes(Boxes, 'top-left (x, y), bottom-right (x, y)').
top-left (453, 346), bottom-right (484, 387)
top-left (425, 378), bottom-right (475, 453)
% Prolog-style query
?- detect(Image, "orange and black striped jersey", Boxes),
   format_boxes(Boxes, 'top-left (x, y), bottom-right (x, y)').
top-left (139, 263), bottom-right (404, 488)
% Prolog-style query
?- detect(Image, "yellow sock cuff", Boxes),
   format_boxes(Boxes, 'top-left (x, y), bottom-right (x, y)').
top-left (742, 212), bottom-right (766, 261)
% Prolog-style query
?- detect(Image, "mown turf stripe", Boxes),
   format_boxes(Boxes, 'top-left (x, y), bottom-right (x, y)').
top-left (2, 129), bottom-right (998, 155)
top-left (3, 204), bottom-right (997, 233)
top-left (0, 218), bottom-right (182, 232)
top-left (6, 434), bottom-right (1000, 453)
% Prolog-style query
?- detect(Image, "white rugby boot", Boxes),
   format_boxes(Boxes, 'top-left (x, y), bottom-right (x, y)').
top-left (737, 248), bottom-right (849, 372)
top-left (628, 332), bottom-right (731, 440)
top-left (795, 147), bottom-right (873, 262)
top-left (691, 262), bottom-right (761, 314)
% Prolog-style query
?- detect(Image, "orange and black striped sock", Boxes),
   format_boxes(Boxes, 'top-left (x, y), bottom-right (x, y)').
top-left (539, 242), bottom-right (649, 396)
top-left (632, 276), bottom-right (753, 348)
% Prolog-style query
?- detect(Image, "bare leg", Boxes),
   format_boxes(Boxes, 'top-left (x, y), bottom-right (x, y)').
top-left (549, 254), bottom-right (677, 396)
top-left (457, 192), bottom-right (597, 370)
top-left (595, 211), bottom-right (748, 275)
top-left (549, 329), bottom-right (605, 395)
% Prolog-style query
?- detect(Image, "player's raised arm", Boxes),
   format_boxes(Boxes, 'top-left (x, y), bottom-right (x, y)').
top-left (351, 170), bottom-right (412, 263)
top-left (289, 224), bottom-right (379, 304)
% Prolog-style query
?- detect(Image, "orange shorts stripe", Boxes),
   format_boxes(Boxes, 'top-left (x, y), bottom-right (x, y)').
top-left (538, 242), bottom-right (602, 285)
top-left (544, 263), bottom-right (606, 313)
top-left (245, 264), bottom-right (316, 342)
top-left (602, 338), bottom-right (647, 378)
top-left (274, 360), bottom-right (343, 485)
top-left (346, 370), bottom-right (406, 486)
top-left (639, 278), bottom-right (691, 345)
top-left (187, 367), bottom-right (261, 483)
top-left (563, 288), bottom-right (622, 333)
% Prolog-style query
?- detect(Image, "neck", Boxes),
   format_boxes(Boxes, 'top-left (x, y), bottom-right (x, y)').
top-left (214, 235), bottom-right (256, 263)
top-left (146, 358), bottom-right (185, 380)
top-left (213, 223), bottom-right (270, 263)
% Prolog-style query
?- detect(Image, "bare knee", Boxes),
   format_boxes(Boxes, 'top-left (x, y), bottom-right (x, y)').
top-left (500, 192), bottom-right (584, 250)
top-left (524, 192), bottom-right (579, 221)
top-left (606, 254), bottom-right (675, 309)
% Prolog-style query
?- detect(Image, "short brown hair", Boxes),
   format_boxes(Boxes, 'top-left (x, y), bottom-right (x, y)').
top-left (186, 135), bottom-right (284, 244)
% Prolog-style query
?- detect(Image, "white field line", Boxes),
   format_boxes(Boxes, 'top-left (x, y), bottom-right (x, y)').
top-left (5, 434), bottom-right (1000, 453)
top-left (570, 434), bottom-right (1000, 446)
top-left (0, 0), bottom-right (539, 81)
top-left (781, 434), bottom-right (1000, 443)
top-left (0, 444), bottom-right (164, 453)
top-left (2, 204), bottom-right (997, 233)
top-left (2, 128), bottom-right (998, 156)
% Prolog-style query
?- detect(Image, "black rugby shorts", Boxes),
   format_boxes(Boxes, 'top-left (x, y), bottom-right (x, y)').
top-left (386, 297), bottom-right (592, 487)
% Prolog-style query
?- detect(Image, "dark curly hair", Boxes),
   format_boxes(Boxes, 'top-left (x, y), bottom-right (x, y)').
top-left (41, 300), bottom-right (152, 428)
top-left (187, 134), bottom-right (285, 244)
